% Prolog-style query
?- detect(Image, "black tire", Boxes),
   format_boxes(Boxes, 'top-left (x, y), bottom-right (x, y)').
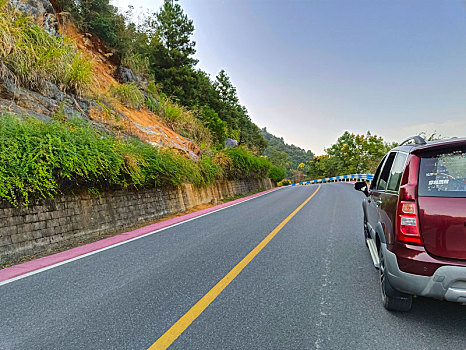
top-left (379, 248), bottom-right (412, 312)
top-left (363, 216), bottom-right (369, 247)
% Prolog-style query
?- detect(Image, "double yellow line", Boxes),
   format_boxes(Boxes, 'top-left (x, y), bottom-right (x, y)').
top-left (149, 185), bottom-right (321, 349)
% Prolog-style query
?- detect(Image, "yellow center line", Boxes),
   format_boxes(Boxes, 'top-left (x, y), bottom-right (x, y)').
top-left (148, 185), bottom-right (321, 350)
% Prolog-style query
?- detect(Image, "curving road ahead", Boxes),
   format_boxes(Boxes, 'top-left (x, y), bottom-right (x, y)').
top-left (1, 184), bottom-right (465, 349)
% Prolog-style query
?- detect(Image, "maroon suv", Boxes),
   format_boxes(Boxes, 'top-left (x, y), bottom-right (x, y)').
top-left (355, 136), bottom-right (466, 311)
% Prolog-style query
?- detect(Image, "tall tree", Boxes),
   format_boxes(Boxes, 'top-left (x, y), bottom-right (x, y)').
top-left (215, 70), bottom-right (239, 107)
top-left (148, 0), bottom-right (197, 104)
top-left (213, 70), bottom-right (267, 152)
top-left (155, 0), bottom-right (197, 67)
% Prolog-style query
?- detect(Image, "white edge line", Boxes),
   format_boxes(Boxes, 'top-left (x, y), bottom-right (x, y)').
top-left (0, 187), bottom-right (289, 287)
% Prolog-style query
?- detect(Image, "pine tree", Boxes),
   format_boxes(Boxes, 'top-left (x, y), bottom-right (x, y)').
top-left (215, 70), bottom-right (239, 107)
top-left (156, 0), bottom-right (197, 68)
top-left (149, 0), bottom-right (198, 103)
top-left (213, 70), bottom-right (267, 153)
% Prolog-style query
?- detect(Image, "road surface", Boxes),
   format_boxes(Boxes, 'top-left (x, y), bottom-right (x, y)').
top-left (1, 184), bottom-right (465, 349)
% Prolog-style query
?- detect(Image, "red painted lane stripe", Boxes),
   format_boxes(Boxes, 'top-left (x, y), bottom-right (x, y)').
top-left (0, 188), bottom-right (279, 283)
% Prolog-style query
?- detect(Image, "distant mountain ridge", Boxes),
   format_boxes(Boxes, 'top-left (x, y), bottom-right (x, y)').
top-left (261, 128), bottom-right (314, 176)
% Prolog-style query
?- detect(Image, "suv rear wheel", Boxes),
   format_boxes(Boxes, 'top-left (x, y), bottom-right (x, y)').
top-left (363, 215), bottom-right (369, 247)
top-left (379, 248), bottom-right (412, 311)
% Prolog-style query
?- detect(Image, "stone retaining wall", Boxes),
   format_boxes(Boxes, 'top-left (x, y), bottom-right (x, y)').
top-left (0, 178), bottom-right (272, 265)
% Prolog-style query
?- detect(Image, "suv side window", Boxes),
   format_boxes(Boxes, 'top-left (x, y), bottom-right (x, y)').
top-left (377, 152), bottom-right (396, 191)
top-left (370, 155), bottom-right (386, 190)
top-left (387, 152), bottom-right (408, 192)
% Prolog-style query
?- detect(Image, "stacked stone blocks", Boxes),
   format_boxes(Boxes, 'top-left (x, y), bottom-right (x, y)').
top-left (0, 179), bottom-right (272, 264)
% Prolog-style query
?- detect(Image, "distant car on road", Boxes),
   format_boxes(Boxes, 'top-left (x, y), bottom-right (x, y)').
top-left (355, 136), bottom-right (466, 311)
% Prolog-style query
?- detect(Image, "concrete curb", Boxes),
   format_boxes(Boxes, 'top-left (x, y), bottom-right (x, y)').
top-left (0, 187), bottom-right (280, 283)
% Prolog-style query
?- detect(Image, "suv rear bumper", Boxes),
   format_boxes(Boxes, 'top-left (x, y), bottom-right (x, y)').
top-left (382, 244), bottom-right (466, 302)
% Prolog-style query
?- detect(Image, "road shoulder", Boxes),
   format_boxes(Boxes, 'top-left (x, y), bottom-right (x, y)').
top-left (0, 187), bottom-right (280, 284)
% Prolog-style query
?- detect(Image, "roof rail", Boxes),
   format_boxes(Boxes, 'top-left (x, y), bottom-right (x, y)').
top-left (399, 136), bottom-right (427, 146)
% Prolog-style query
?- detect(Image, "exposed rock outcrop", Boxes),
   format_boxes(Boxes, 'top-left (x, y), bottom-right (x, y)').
top-left (225, 138), bottom-right (239, 148)
top-left (0, 74), bottom-right (79, 121)
top-left (118, 67), bottom-right (147, 88)
top-left (10, 0), bottom-right (59, 34)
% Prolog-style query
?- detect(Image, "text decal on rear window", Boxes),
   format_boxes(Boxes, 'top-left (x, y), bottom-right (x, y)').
top-left (418, 147), bottom-right (466, 198)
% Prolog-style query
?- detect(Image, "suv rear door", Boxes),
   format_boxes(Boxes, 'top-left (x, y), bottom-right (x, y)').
top-left (366, 153), bottom-right (396, 242)
top-left (417, 144), bottom-right (466, 260)
top-left (374, 152), bottom-right (408, 245)
top-left (379, 152), bottom-right (408, 245)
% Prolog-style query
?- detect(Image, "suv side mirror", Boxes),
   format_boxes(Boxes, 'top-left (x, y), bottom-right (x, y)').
top-left (354, 181), bottom-right (369, 196)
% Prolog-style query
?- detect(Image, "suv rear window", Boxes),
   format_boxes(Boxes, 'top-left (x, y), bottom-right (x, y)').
top-left (418, 146), bottom-right (466, 198)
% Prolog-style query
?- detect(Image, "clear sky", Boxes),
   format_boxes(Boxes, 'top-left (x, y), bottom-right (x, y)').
top-left (113, 0), bottom-right (466, 154)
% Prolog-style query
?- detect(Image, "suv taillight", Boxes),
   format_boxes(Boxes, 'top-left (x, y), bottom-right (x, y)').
top-left (396, 154), bottom-right (422, 245)
top-left (397, 201), bottom-right (421, 244)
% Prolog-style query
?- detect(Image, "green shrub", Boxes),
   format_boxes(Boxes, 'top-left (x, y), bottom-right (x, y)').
top-left (164, 104), bottom-right (182, 123)
top-left (268, 165), bottom-right (287, 183)
top-left (0, 115), bottom-right (123, 205)
top-left (0, 115), bottom-right (274, 207)
top-left (115, 138), bottom-right (203, 188)
top-left (145, 93), bottom-right (159, 113)
top-left (198, 156), bottom-right (223, 185)
top-left (222, 148), bottom-right (272, 180)
top-left (147, 80), bottom-right (163, 97)
top-left (110, 83), bottom-right (145, 109)
top-left (200, 108), bottom-right (227, 148)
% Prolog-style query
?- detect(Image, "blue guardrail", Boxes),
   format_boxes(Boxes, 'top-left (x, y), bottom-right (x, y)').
top-left (287, 174), bottom-right (374, 186)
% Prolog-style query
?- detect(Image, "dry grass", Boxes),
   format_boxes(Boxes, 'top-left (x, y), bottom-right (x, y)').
top-left (0, 1), bottom-right (92, 95)
top-left (157, 96), bottom-right (212, 148)
top-left (110, 83), bottom-right (145, 109)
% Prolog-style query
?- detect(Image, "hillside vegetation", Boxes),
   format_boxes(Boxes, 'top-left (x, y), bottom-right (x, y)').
top-left (261, 128), bottom-right (314, 177)
top-left (0, 0), bottom-right (290, 205)
top-left (0, 0), bottom-right (397, 204)
top-left (53, 0), bottom-right (267, 153)
top-left (0, 114), bottom-right (273, 206)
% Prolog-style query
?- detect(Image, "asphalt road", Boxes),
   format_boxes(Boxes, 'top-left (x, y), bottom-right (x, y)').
top-left (1, 184), bottom-right (466, 349)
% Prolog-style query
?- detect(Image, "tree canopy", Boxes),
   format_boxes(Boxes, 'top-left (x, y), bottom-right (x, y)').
top-left (305, 131), bottom-right (394, 179)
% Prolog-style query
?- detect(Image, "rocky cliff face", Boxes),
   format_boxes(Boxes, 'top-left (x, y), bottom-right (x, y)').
top-left (1, 0), bottom-right (201, 158)
top-left (10, 0), bottom-right (58, 34)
